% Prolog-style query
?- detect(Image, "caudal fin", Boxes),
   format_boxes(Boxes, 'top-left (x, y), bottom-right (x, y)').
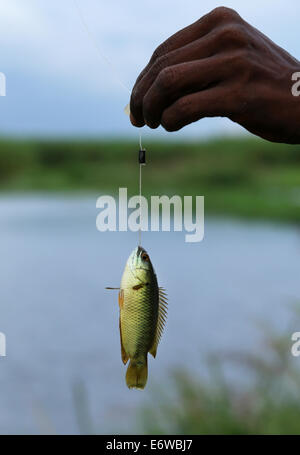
top-left (126, 358), bottom-right (148, 390)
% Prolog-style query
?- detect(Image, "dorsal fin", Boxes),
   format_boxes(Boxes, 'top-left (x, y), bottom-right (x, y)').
top-left (149, 287), bottom-right (168, 358)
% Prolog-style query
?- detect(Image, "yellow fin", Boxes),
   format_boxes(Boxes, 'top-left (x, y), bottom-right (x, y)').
top-left (126, 358), bottom-right (148, 389)
top-left (118, 290), bottom-right (129, 365)
top-left (124, 103), bottom-right (130, 116)
top-left (149, 287), bottom-right (168, 358)
top-left (118, 289), bottom-right (124, 309)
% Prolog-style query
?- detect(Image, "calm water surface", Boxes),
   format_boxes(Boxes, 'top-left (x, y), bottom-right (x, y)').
top-left (0, 194), bottom-right (299, 434)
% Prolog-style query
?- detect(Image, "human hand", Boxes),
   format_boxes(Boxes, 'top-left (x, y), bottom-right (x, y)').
top-left (130, 7), bottom-right (300, 144)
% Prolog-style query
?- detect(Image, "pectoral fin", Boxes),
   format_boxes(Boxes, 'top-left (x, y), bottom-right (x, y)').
top-left (132, 283), bottom-right (145, 290)
top-left (118, 289), bottom-right (124, 309)
top-left (149, 287), bottom-right (168, 358)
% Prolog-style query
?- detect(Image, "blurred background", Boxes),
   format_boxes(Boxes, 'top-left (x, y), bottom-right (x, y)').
top-left (0, 0), bottom-right (300, 435)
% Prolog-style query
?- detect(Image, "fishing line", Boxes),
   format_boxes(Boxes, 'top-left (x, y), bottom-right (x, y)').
top-left (74, 0), bottom-right (146, 247)
top-left (74, 0), bottom-right (131, 95)
top-left (139, 163), bottom-right (142, 246)
top-left (138, 148), bottom-right (146, 246)
top-left (138, 132), bottom-right (145, 247)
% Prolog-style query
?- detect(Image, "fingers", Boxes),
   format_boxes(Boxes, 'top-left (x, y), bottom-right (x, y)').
top-left (160, 87), bottom-right (233, 132)
top-left (135, 7), bottom-right (241, 87)
top-left (130, 6), bottom-right (243, 127)
top-left (130, 32), bottom-right (221, 127)
top-left (130, 112), bottom-right (140, 127)
top-left (133, 12), bottom-right (219, 88)
top-left (142, 57), bottom-right (229, 128)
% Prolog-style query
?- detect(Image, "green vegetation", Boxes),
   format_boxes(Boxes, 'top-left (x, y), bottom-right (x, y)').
top-left (0, 136), bottom-right (299, 221)
top-left (70, 309), bottom-right (300, 435)
top-left (139, 313), bottom-right (300, 435)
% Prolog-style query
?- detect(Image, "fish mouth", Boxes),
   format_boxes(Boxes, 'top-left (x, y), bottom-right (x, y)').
top-left (128, 246), bottom-right (150, 275)
top-left (131, 246), bottom-right (148, 261)
top-left (136, 245), bottom-right (147, 256)
top-left (136, 246), bottom-right (149, 268)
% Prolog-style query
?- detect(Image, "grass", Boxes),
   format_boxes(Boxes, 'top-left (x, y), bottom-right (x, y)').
top-left (0, 136), bottom-right (299, 221)
top-left (69, 307), bottom-right (300, 435)
top-left (138, 310), bottom-right (300, 435)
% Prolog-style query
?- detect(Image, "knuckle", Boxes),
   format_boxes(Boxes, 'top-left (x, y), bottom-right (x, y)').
top-left (218, 25), bottom-right (236, 41)
top-left (156, 67), bottom-right (176, 92)
top-left (211, 6), bottom-right (240, 22)
top-left (150, 42), bottom-right (169, 64)
top-left (176, 97), bottom-right (190, 114)
top-left (151, 48), bottom-right (161, 64)
top-left (152, 54), bottom-right (169, 75)
top-left (218, 24), bottom-right (246, 45)
top-left (231, 49), bottom-right (248, 67)
top-left (223, 49), bottom-right (250, 79)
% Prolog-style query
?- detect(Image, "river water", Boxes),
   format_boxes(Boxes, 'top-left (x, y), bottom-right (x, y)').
top-left (0, 194), bottom-right (299, 434)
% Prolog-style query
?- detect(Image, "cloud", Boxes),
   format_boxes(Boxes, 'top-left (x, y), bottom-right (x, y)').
top-left (0, 0), bottom-right (298, 136)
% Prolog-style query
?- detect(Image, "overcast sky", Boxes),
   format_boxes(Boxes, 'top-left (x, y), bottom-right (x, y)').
top-left (0, 0), bottom-right (299, 139)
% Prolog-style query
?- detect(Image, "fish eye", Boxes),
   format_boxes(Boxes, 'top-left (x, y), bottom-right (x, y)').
top-left (141, 253), bottom-right (149, 262)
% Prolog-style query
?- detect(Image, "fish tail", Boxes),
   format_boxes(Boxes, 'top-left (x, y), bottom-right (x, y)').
top-left (126, 357), bottom-right (148, 390)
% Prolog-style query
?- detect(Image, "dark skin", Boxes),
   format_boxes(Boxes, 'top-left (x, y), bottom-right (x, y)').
top-left (129, 7), bottom-right (300, 144)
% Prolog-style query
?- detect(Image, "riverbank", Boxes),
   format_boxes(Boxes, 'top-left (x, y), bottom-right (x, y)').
top-left (0, 136), bottom-right (299, 222)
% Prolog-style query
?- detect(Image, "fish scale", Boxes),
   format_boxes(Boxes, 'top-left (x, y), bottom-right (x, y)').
top-left (76, 0), bottom-right (168, 391)
top-left (120, 284), bottom-right (159, 358)
top-left (116, 246), bottom-right (168, 389)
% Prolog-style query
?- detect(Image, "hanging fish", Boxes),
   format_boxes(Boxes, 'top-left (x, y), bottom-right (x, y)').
top-left (107, 246), bottom-right (168, 389)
